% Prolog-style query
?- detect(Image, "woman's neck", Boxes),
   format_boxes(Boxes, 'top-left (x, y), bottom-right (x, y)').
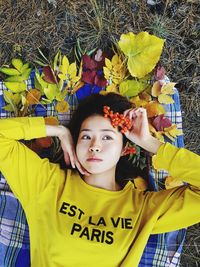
top-left (82, 170), bottom-right (121, 191)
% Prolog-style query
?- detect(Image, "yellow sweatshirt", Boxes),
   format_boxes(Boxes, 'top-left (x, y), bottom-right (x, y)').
top-left (0, 117), bottom-right (200, 267)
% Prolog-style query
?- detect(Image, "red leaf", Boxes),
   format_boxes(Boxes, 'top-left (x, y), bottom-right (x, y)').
top-left (152, 114), bottom-right (172, 131)
top-left (94, 74), bottom-right (107, 87)
top-left (82, 55), bottom-right (97, 70)
top-left (82, 70), bottom-right (96, 84)
top-left (155, 66), bottom-right (166, 80)
top-left (43, 66), bottom-right (59, 84)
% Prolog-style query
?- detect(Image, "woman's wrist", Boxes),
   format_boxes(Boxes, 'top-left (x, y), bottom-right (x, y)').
top-left (138, 135), bottom-right (164, 154)
top-left (46, 125), bottom-right (67, 139)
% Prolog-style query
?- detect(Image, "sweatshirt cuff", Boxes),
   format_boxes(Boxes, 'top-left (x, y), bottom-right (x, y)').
top-left (24, 117), bottom-right (46, 140)
top-left (152, 142), bottom-right (179, 171)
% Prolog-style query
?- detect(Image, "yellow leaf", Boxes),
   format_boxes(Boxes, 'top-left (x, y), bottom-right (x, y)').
top-left (106, 83), bottom-right (118, 93)
top-left (68, 63), bottom-right (77, 78)
top-left (134, 176), bottom-right (148, 191)
top-left (55, 100), bottom-right (69, 113)
top-left (105, 58), bottom-right (112, 70)
top-left (164, 124), bottom-right (183, 137)
top-left (130, 96), bottom-right (148, 107)
top-left (111, 54), bottom-right (119, 65)
top-left (103, 67), bottom-right (111, 79)
top-left (151, 81), bottom-right (161, 97)
top-left (165, 176), bottom-right (184, 189)
top-left (161, 82), bottom-right (176, 95)
top-left (0, 67), bottom-right (20, 76)
top-left (158, 94), bottom-right (174, 104)
top-left (145, 101), bottom-right (165, 118)
top-left (61, 55), bottom-right (69, 75)
top-left (26, 89), bottom-right (41, 105)
top-left (118, 31), bottom-right (165, 78)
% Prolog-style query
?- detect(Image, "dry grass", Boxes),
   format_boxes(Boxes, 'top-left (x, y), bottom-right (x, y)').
top-left (0, 0), bottom-right (200, 265)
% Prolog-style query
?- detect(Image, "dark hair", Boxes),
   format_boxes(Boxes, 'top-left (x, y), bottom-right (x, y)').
top-left (67, 92), bottom-right (148, 188)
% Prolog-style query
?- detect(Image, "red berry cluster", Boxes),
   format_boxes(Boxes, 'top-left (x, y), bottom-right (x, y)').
top-left (123, 146), bottom-right (137, 156)
top-left (103, 105), bottom-right (132, 133)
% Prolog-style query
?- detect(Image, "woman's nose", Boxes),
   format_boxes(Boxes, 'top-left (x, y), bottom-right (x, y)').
top-left (89, 146), bottom-right (101, 152)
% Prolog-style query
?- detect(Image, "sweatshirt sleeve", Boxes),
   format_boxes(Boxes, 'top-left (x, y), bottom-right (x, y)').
top-left (148, 142), bottom-right (200, 234)
top-left (0, 117), bottom-right (64, 207)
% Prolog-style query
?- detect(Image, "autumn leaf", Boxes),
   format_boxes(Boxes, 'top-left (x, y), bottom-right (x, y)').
top-left (4, 81), bottom-right (27, 93)
top-left (26, 89), bottom-right (41, 105)
top-left (152, 114), bottom-right (172, 131)
top-left (44, 116), bottom-right (59, 125)
top-left (158, 94), bottom-right (174, 104)
top-left (43, 66), bottom-right (58, 84)
top-left (151, 81), bottom-right (175, 104)
top-left (145, 101), bottom-right (165, 118)
top-left (130, 96), bottom-right (148, 107)
top-left (119, 79), bottom-right (146, 97)
top-left (164, 124), bottom-right (183, 141)
top-left (118, 31), bottom-right (165, 78)
top-left (55, 100), bottom-right (69, 113)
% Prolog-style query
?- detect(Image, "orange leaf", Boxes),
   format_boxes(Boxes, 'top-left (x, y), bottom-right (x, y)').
top-left (55, 100), bottom-right (69, 113)
top-left (44, 116), bottom-right (59, 125)
top-left (26, 89), bottom-right (41, 105)
top-left (145, 101), bottom-right (165, 118)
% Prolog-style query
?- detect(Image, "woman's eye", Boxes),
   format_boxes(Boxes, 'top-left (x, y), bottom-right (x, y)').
top-left (81, 135), bottom-right (90, 140)
top-left (102, 136), bottom-right (113, 140)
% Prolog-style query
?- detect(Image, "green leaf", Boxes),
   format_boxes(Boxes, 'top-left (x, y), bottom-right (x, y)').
top-left (5, 76), bottom-right (24, 82)
top-left (44, 84), bottom-right (58, 101)
top-left (4, 81), bottom-right (27, 93)
top-left (21, 68), bottom-right (32, 80)
top-left (11, 58), bottom-right (23, 71)
top-left (20, 63), bottom-right (30, 72)
top-left (53, 50), bottom-right (61, 71)
top-left (34, 59), bottom-right (48, 67)
top-left (0, 67), bottom-right (20, 76)
top-left (119, 79), bottom-right (146, 97)
top-left (2, 104), bottom-right (14, 112)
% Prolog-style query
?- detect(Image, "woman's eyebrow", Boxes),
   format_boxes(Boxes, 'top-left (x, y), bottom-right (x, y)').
top-left (80, 129), bottom-right (117, 134)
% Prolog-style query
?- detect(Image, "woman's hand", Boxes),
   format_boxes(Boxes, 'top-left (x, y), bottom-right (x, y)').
top-left (123, 108), bottom-right (163, 154)
top-left (46, 125), bottom-right (90, 176)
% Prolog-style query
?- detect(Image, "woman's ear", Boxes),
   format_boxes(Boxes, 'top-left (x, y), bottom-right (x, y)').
top-left (120, 142), bottom-right (128, 156)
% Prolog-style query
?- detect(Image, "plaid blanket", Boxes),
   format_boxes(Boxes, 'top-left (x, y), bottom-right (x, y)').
top-left (0, 72), bottom-right (186, 267)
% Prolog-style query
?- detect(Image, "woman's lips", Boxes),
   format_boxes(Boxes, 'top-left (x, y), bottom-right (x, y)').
top-left (87, 158), bottom-right (103, 162)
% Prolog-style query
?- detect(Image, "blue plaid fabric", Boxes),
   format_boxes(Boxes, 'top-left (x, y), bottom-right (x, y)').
top-left (0, 72), bottom-right (185, 267)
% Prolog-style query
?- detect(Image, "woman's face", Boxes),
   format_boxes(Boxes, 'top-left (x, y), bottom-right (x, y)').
top-left (76, 115), bottom-right (124, 174)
